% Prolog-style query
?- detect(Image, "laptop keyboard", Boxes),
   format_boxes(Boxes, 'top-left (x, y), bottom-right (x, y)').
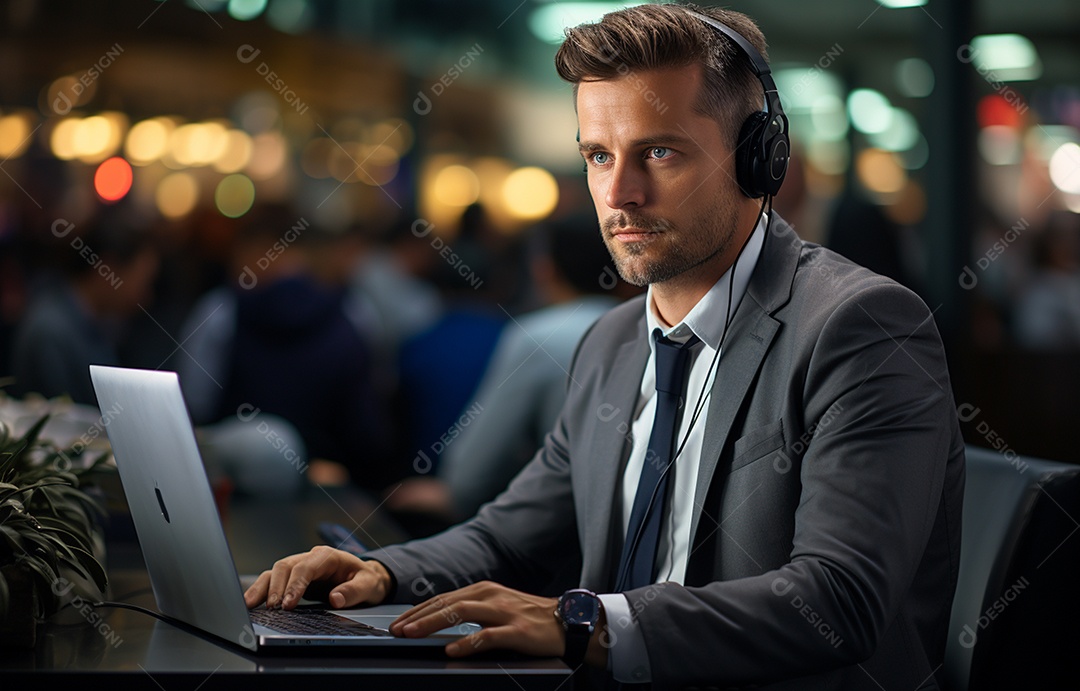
top-left (250, 608), bottom-right (394, 637)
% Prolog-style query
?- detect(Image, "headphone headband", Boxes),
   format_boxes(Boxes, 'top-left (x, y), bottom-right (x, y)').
top-left (684, 9), bottom-right (789, 198)
top-left (685, 11), bottom-right (770, 79)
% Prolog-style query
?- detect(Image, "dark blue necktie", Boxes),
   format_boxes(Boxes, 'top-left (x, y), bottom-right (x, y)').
top-left (614, 329), bottom-right (700, 592)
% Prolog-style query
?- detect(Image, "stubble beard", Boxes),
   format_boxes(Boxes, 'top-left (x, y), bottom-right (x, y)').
top-left (600, 194), bottom-right (741, 287)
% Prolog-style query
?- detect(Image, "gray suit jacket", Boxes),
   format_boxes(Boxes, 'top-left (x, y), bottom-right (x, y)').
top-left (366, 215), bottom-right (965, 690)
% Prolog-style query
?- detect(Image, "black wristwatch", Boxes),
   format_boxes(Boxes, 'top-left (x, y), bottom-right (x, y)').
top-left (555, 588), bottom-right (601, 668)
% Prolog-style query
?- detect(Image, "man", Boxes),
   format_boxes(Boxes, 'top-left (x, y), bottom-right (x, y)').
top-left (245, 5), bottom-right (965, 689)
top-left (12, 216), bottom-right (159, 405)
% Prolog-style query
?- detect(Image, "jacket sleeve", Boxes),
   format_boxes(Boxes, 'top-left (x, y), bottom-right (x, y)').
top-left (362, 344), bottom-right (590, 603)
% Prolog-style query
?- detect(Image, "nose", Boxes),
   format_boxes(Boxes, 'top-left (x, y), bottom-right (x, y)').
top-left (603, 159), bottom-right (646, 210)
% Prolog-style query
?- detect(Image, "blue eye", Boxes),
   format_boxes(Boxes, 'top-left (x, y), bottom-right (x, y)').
top-left (648, 147), bottom-right (673, 159)
top-left (589, 152), bottom-right (610, 166)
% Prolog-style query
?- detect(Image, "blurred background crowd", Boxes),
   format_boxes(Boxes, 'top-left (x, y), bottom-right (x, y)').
top-left (1, 0), bottom-right (1078, 535)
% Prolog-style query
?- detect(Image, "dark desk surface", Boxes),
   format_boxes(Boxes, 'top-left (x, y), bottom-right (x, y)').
top-left (0, 485), bottom-right (573, 690)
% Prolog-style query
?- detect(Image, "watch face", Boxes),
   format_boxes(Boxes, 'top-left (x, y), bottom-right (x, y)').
top-left (560, 591), bottom-right (599, 626)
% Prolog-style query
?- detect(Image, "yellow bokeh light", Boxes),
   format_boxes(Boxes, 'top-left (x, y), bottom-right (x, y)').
top-left (246, 131), bottom-right (288, 180)
top-left (328, 142), bottom-right (363, 182)
top-left (73, 112), bottom-right (127, 163)
top-left (433, 165), bottom-right (481, 207)
top-left (126, 118), bottom-right (174, 165)
top-left (0, 113), bottom-right (34, 159)
top-left (855, 148), bottom-right (907, 195)
top-left (45, 75), bottom-right (93, 114)
top-left (358, 160), bottom-right (400, 187)
top-left (502, 166), bottom-right (559, 221)
top-left (213, 129), bottom-right (254, 174)
top-left (50, 118), bottom-right (80, 160)
top-left (215, 173), bottom-right (256, 218)
top-left (171, 122), bottom-right (229, 167)
top-left (73, 116), bottom-right (113, 161)
top-left (371, 118), bottom-right (414, 155)
top-left (155, 172), bottom-right (199, 218)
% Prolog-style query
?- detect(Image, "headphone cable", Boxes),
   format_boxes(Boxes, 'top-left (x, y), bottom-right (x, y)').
top-left (615, 195), bottom-right (772, 591)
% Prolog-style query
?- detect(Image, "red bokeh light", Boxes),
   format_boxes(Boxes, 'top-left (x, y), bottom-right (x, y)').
top-left (977, 94), bottom-right (1026, 130)
top-left (94, 156), bottom-right (133, 202)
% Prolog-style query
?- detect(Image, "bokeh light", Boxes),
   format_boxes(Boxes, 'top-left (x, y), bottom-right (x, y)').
top-left (213, 129), bottom-right (254, 173)
top-left (978, 126), bottom-right (1022, 166)
top-left (356, 144), bottom-right (400, 186)
top-left (847, 89), bottom-right (893, 135)
top-left (371, 118), bottom-right (414, 155)
top-left (156, 172), bottom-right (199, 218)
top-left (869, 108), bottom-right (919, 152)
top-left (215, 173), bottom-right (256, 217)
top-left (0, 112), bottom-right (34, 159)
top-left (1049, 143), bottom-right (1080, 194)
top-left (50, 118), bottom-right (80, 160)
top-left (977, 94), bottom-right (1025, 130)
top-left (228, 0), bottom-right (268, 21)
top-left (267, 0), bottom-right (314, 33)
top-left (856, 148), bottom-right (907, 195)
top-left (94, 156), bottom-right (134, 202)
top-left (894, 58), bottom-right (934, 98)
top-left (806, 139), bottom-right (850, 176)
top-left (170, 122), bottom-right (229, 167)
top-left (126, 118), bottom-right (175, 165)
top-left (246, 131), bottom-right (288, 179)
top-left (433, 165), bottom-right (481, 207)
top-left (73, 115), bottom-right (124, 163)
top-left (502, 167), bottom-right (558, 221)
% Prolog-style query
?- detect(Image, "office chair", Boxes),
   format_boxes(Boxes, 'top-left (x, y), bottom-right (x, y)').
top-left (944, 445), bottom-right (1080, 690)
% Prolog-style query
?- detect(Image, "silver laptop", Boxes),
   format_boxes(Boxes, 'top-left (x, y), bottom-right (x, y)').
top-left (90, 364), bottom-right (479, 651)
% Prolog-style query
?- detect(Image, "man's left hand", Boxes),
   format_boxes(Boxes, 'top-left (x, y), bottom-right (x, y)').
top-left (390, 581), bottom-right (563, 658)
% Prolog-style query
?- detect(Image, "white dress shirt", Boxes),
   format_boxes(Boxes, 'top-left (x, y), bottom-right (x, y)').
top-left (599, 214), bottom-right (766, 683)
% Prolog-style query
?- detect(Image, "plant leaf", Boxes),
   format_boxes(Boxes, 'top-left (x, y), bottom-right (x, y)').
top-left (0, 568), bottom-right (9, 618)
top-left (63, 545), bottom-right (108, 593)
top-left (40, 524), bottom-right (93, 552)
top-left (15, 555), bottom-right (59, 616)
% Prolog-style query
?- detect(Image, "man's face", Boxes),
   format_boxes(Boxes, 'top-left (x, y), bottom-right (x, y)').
top-left (577, 65), bottom-right (743, 287)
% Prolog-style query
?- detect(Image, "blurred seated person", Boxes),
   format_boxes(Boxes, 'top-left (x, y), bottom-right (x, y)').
top-left (347, 219), bottom-right (444, 382)
top-left (10, 214), bottom-right (159, 404)
top-left (387, 215), bottom-right (629, 523)
top-left (826, 187), bottom-right (916, 291)
top-left (177, 207), bottom-right (397, 494)
top-left (1015, 213), bottom-right (1080, 349)
top-left (393, 210), bottom-right (513, 496)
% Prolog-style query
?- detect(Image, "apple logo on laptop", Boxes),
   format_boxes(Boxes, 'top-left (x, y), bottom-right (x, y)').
top-left (155, 486), bottom-right (171, 523)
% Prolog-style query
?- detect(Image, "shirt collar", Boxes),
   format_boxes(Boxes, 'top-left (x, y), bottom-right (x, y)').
top-left (645, 212), bottom-right (767, 351)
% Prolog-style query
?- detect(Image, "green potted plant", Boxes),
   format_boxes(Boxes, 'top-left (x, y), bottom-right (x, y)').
top-left (0, 414), bottom-right (109, 648)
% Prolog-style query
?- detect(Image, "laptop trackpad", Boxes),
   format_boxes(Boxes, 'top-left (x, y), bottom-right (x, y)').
top-left (334, 604), bottom-right (482, 638)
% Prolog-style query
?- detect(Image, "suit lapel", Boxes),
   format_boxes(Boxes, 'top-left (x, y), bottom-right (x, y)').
top-left (581, 334), bottom-right (649, 591)
top-left (688, 306), bottom-right (779, 546)
top-left (687, 217), bottom-right (800, 548)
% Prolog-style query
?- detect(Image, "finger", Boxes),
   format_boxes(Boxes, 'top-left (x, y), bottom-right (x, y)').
top-left (267, 556), bottom-right (302, 609)
top-left (328, 566), bottom-right (380, 608)
top-left (445, 627), bottom-right (498, 658)
top-left (391, 594), bottom-right (460, 634)
top-left (391, 581), bottom-right (492, 632)
top-left (244, 571), bottom-right (272, 608)
top-left (400, 600), bottom-right (502, 639)
top-left (280, 551), bottom-right (336, 609)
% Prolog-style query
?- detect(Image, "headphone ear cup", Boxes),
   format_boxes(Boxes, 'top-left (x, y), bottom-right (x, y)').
top-left (761, 114), bottom-right (790, 197)
top-left (735, 111), bottom-right (769, 199)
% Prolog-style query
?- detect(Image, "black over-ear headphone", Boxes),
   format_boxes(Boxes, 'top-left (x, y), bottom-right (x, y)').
top-left (686, 10), bottom-right (789, 199)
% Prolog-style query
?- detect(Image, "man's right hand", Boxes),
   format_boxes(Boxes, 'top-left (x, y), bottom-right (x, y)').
top-left (243, 545), bottom-right (392, 610)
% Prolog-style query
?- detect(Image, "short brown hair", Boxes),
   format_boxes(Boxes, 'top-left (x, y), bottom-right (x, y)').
top-left (554, 3), bottom-right (767, 150)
